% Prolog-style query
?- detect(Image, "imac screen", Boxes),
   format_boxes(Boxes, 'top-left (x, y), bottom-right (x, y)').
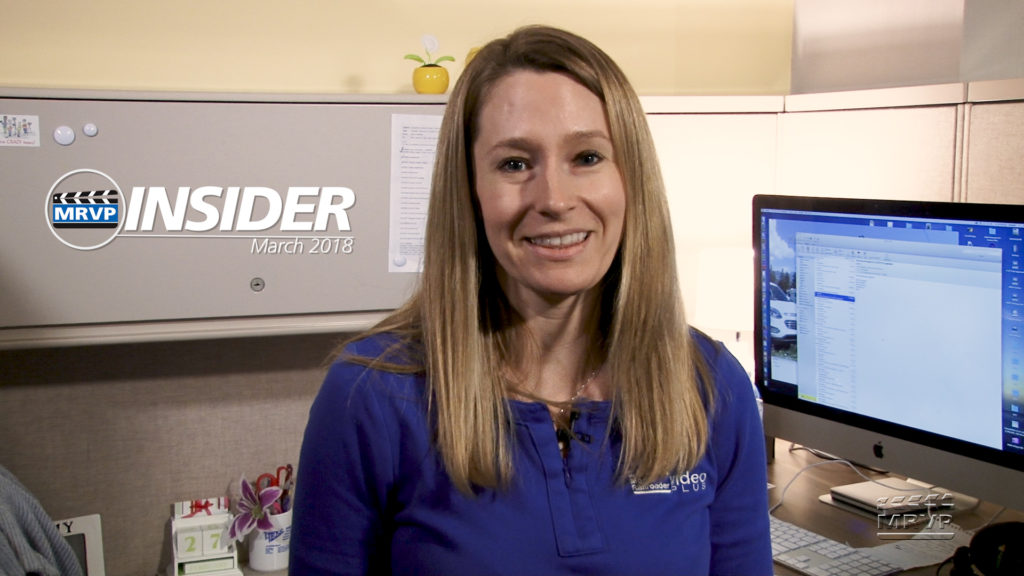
top-left (753, 194), bottom-right (1024, 511)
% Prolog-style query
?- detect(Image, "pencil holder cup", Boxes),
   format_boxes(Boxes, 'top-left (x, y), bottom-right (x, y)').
top-left (246, 508), bottom-right (292, 572)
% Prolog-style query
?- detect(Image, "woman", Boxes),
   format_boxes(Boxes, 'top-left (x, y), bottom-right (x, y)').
top-left (290, 25), bottom-right (772, 575)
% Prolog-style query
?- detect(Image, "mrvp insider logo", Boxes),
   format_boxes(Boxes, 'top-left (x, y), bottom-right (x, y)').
top-left (46, 169), bottom-right (124, 250)
top-left (51, 190), bottom-right (119, 227)
top-left (45, 169), bottom-right (357, 253)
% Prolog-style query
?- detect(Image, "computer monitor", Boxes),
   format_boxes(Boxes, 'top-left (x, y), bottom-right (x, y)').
top-left (753, 194), bottom-right (1024, 513)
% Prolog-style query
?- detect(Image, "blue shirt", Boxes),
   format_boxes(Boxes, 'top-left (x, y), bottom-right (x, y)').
top-left (290, 332), bottom-right (772, 575)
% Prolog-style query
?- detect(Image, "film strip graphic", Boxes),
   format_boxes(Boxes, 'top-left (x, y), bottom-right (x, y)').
top-left (51, 190), bottom-right (120, 228)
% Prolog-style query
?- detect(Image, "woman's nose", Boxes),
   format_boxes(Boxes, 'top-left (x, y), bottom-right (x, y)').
top-left (531, 164), bottom-right (576, 215)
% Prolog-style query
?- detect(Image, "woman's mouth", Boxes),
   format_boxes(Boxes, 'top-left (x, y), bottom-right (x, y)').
top-left (528, 232), bottom-right (589, 248)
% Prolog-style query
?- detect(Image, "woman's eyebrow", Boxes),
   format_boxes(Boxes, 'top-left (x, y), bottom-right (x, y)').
top-left (487, 130), bottom-right (611, 154)
top-left (487, 136), bottom-right (537, 154)
top-left (564, 129), bottom-right (612, 144)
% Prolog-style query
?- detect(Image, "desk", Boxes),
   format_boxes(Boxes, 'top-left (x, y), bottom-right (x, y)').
top-left (766, 437), bottom-right (1024, 575)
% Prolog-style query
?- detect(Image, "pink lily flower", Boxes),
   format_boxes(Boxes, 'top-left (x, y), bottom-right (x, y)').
top-left (228, 476), bottom-right (283, 541)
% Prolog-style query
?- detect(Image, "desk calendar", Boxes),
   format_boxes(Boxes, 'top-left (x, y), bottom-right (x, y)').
top-left (167, 498), bottom-right (242, 576)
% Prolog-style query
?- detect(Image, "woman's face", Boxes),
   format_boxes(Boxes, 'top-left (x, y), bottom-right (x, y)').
top-left (472, 70), bottom-right (626, 310)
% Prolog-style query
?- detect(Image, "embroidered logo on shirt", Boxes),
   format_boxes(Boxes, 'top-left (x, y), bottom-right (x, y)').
top-left (629, 471), bottom-right (708, 495)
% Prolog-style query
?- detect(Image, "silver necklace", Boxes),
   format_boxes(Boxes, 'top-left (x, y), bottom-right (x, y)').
top-left (558, 367), bottom-right (599, 420)
top-left (556, 367), bottom-right (601, 456)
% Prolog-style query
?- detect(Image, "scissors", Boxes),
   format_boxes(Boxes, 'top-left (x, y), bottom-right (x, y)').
top-left (255, 464), bottom-right (293, 492)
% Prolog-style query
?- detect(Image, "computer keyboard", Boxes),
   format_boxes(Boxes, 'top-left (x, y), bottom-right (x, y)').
top-left (770, 515), bottom-right (901, 576)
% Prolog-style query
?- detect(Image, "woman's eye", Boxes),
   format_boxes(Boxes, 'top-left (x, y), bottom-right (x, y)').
top-left (576, 151), bottom-right (604, 166)
top-left (499, 158), bottom-right (528, 172)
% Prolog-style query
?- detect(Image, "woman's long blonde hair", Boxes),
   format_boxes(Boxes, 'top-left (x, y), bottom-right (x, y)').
top-left (347, 25), bottom-right (711, 494)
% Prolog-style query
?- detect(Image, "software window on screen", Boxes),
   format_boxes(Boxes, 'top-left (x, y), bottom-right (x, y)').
top-left (793, 232), bottom-right (1003, 449)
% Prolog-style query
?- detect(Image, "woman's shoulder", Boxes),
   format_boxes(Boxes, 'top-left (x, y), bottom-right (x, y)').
top-left (320, 331), bottom-right (426, 401)
top-left (334, 331), bottom-right (423, 369)
top-left (689, 328), bottom-right (751, 396)
top-left (338, 330), bottom-right (408, 358)
top-left (689, 328), bottom-right (728, 367)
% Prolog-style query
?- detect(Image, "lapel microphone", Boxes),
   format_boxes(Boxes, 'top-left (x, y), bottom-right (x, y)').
top-left (557, 410), bottom-right (592, 454)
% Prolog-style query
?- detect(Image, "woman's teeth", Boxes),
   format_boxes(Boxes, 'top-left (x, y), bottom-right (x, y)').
top-left (529, 232), bottom-right (588, 247)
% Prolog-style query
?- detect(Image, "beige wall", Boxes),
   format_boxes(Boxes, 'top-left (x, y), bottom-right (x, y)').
top-left (0, 0), bottom-right (794, 95)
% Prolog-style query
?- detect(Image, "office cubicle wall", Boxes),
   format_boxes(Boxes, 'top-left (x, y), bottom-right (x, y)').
top-left (0, 92), bottom-right (445, 347)
top-left (962, 85), bottom-right (1024, 205)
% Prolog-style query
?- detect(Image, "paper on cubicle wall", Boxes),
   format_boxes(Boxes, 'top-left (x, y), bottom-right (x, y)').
top-left (0, 114), bottom-right (40, 147)
top-left (389, 114), bottom-right (442, 273)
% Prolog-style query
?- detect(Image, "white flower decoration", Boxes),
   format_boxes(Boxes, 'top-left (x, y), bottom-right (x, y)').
top-left (422, 35), bottom-right (440, 55)
top-left (404, 34), bottom-right (455, 66)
